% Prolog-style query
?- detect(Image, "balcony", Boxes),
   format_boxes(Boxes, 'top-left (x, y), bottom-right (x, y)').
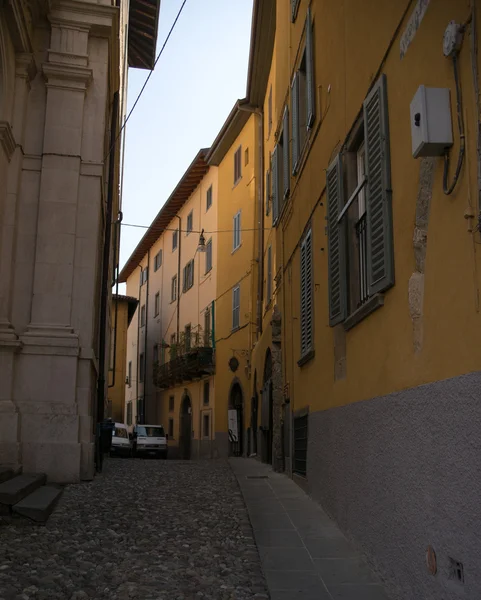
top-left (153, 345), bottom-right (215, 389)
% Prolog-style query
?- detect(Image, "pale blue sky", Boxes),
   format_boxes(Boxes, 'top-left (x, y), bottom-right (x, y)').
top-left (120, 0), bottom-right (254, 278)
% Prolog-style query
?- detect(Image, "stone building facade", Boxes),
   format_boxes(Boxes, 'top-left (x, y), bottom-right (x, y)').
top-left (0, 0), bottom-right (159, 483)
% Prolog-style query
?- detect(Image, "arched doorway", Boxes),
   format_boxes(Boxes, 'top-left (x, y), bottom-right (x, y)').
top-left (228, 381), bottom-right (243, 457)
top-left (179, 392), bottom-right (192, 459)
top-left (261, 349), bottom-right (273, 464)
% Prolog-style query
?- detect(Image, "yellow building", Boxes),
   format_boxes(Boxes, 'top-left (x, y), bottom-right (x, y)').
top-left (120, 150), bottom-right (218, 458)
top-left (107, 295), bottom-right (138, 423)
top-left (242, 0), bottom-right (481, 597)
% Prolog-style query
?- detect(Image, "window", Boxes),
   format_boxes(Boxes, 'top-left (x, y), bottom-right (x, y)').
top-left (265, 167), bottom-right (271, 216)
top-left (183, 259), bottom-right (194, 292)
top-left (234, 146), bottom-right (242, 183)
top-left (127, 401), bottom-right (132, 426)
top-left (268, 85), bottom-right (273, 137)
top-left (154, 250), bottom-right (162, 271)
top-left (154, 292), bottom-right (160, 317)
top-left (172, 229), bottom-right (178, 251)
top-left (169, 395), bottom-right (175, 412)
top-left (141, 267), bottom-right (148, 285)
top-left (153, 343), bottom-right (159, 364)
top-left (205, 238), bottom-right (213, 273)
top-left (127, 361), bottom-right (132, 387)
top-left (232, 284), bottom-right (240, 330)
top-left (204, 309), bottom-right (211, 346)
top-left (171, 275), bottom-right (177, 302)
top-left (327, 75), bottom-right (393, 328)
top-left (186, 211), bottom-right (193, 234)
top-left (168, 418), bottom-right (174, 439)
top-left (203, 413), bottom-right (210, 439)
top-left (139, 352), bottom-right (145, 383)
top-left (244, 147), bottom-right (249, 166)
top-left (140, 304), bottom-right (146, 327)
top-left (184, 324), bottom-right (191, 352)
top-left (271, 108), bottom-right (290, 225)
top-left (206, 185), bottom-right (213, 211)
top-left (233, 211), bottom-right (241, 251)
top-left (291, 8), bottom-right (315, 174)
top-left (203, 381), bottom-right (210, 405)
top-left (266, 245), bottom-right (273, 305)
top-left (300, 227), bottom-right (313, 359)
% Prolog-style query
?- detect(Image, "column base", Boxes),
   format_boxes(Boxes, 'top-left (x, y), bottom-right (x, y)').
top-left (22, 441), bottom-right (82, 483)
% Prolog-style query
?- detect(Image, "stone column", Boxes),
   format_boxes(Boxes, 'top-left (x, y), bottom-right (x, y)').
top-left (0, 54), bottom-right (37, 470)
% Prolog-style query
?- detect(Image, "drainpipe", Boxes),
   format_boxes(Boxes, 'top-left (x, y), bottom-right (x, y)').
top-left (143, 249), bottom-right (150, 422)
top-left (136, 264), bottom-right (142, 423)
top-left (108, 211), bottom-right (122, 391)
top-left (239, 104), bottom-right (264, 337)
top-left (176, 215), bottom-right (182, 341)
top-left (97, 91), bottom-right (119, 425)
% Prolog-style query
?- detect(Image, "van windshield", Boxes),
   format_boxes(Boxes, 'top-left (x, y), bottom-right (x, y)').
top-left (114, 428), bottom-right (128, 439)
top-left (136, 426), bottom-right (165, 438)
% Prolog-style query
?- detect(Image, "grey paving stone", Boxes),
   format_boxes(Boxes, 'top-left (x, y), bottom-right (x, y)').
top-left (270, 588), bottom-right (332, 600)
top-left (249, 512), bottom-right (295, 530)
top-left (303, 535), bottom-right (359, 558)
top-left (264, 569), bottom-right (321, 592)
top-left (254, 528), bottom-right (304, 548)
top-left (258, 546), bottom-right (313, 571)
top-left (247, 500), bottom-right (286, 516)
top-left (328, 584), bottom-right (390, 599)
top-left (314, 557), bottom-right (378, 585)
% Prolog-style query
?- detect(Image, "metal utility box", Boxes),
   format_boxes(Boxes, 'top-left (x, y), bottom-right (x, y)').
top-left (410, 85), bottom-right (453, 158)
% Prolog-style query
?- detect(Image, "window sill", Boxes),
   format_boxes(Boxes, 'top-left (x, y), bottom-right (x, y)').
top-left (204, 267), bottom-right (212, 276)
top-left (343, 293), bottom-right (384, 332)
top-left (231, 244), bottom-right (242, 255)
top-left (297, 348), bottom-right (315, 367)
top-left (233, 176), bottom-right (242, 189)
top-left (231, 325), bottom-right (240, 333)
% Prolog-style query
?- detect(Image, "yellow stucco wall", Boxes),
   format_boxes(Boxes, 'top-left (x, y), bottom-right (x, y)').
top-left (107, 297), bottom-right (130, 423)
top-left (214, 114), bottom-right (258, 444)
top-left (274, 0), bottom-right (481, 415)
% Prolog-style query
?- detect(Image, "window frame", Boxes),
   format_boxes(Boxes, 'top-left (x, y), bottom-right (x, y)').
top-left (234, 146), bottom-right (242, 184)
top-left (233, 210), bottom-right (241, 251)
top-left (202, 412), bottom-right (210, 439)
top-left (186, 210), bottom-right (193, 235)
top-left (154, 292), bottom-right (160, 317)
top-left (205, 238), bottom-right (213, 274)
top-left (232, 284), bottom-right (241, 330)
top-left (171, 275), bottom-right (177, 302)
top-left (140, 304), bottom-right (146, 327)
top-left (206, 185), bottom-right (213, 211)
top-left (172, 229), bottom-right (178, 251)
top-left (182, 259), bottom-right (194, 292)
top-left (154, 250), bottom-right (162, 272)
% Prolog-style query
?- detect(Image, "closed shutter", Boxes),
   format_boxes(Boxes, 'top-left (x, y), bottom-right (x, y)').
top-left (306, 7), bottom-right (316, 128)
top-left (266, 169), bottom-right (271, 216)
top-left (232, 286), bottom-right (240, 329)
top-left (267, 246), bottom-right (272, 303)
top-left (291, 73), bottom-right (300, 174)
top-left (283, 106), bottom-right (290, 199)
top-left (300, 228), bottom-right (313, 356)
top-left (364, 74), bottom-right (394, 295)
top-left (327, 155), bottom-right (347, 325)
top-left (272, 145), bottom-right (279, 224)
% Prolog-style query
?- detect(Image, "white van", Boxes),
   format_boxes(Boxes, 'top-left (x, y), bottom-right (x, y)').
top-left (110, 423), bottom-right (132, 457)
top-left (133, 424), bottom-right (168, 459)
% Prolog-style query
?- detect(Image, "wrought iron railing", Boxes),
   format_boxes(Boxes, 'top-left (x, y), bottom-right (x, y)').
top-left (153, 346), bottom-right (215, 389)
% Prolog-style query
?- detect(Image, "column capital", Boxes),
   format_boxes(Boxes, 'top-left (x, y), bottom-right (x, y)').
top-left (15, 53), bottom-right (37, 83)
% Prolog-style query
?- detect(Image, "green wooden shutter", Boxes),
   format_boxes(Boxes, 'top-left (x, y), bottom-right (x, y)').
top-left (291, 73), bottom-right (300, 174)
top-left (306, 7), bottom-right (316, 128)
top-left (327, 155), bottom-right (347, 326)
top-left (266, 169), bottom-right (271, 216)
top-left (363, 74), bottom-right (394, 295)
top-left (300, 228), bottom-right (313, 356)
top-left (272, 145), bottom-right (279, 224)
top-left (283, 106), bottom-right (290, 199)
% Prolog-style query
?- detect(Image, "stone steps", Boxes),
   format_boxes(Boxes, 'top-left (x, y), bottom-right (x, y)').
top-left (0, 467), bottom-right (63, 525)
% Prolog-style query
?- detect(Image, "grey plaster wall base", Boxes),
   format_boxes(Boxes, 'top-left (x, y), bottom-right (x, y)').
top-left (306, 371), bottom-right (481, 600)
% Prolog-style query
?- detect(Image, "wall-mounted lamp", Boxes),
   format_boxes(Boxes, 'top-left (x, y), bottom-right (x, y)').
top-left (197, 229), bottom-right (206, 253)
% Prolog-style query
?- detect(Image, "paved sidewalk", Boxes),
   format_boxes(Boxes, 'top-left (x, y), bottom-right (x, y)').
top-left (230, 458), bottom-right (390, 600)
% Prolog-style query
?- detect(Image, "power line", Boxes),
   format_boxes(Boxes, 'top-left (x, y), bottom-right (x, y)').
top-left (105, 0), bottom-right (188, 161)
top-left (121, 222), bottom-right (272, 234)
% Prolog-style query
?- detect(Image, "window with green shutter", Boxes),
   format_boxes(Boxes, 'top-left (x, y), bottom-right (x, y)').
top-left (300, 227), bottom-right (313, 358)
top-left (326, 74), bottom-right (394, 328)
top-left (282, 106), bottom-right (290, 199)
top-left (272, 145), bottom-right (279, 224)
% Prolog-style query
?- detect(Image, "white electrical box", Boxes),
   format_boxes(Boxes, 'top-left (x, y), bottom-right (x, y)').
top-left (410, 85), bottom-right (453, 158)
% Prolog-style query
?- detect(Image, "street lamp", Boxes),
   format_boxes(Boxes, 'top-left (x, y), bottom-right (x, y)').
top-left (197, 229), bottom-right (207, 252)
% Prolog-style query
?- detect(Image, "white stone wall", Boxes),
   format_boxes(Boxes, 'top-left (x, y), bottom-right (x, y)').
top-left (0, 0), bottom-right (125, 482)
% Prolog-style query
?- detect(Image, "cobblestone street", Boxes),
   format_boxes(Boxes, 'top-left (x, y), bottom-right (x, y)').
top-left (0, 459), bottom-right (268, 600)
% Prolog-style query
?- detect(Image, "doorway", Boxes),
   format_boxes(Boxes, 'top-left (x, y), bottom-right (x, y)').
top-left (180, 393), bottom-right (192, 459)
top-left (229, 382), bottom-right (243, 457)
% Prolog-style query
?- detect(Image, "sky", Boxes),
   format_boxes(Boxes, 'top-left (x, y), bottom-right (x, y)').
top-left (119, 0), bottom-right (254, 288)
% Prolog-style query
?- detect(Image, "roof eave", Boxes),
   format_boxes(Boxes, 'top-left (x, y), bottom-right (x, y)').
top-left (245, 0), bottom-right (276, 107)
top-left (128, 0), bottom-right (161, 70)
top-left (205, 99), bottom-right (251, 166)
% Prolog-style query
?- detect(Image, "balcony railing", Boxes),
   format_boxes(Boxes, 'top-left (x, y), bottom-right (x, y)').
top-left (153, 346), bottom-right (215, 389)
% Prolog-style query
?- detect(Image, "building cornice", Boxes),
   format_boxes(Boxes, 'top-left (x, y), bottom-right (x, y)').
top-left (42, 61), bottom-right (92, 91)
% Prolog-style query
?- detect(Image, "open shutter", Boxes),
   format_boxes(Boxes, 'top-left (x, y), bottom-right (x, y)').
top-left (272, 145), bottom-right (279, 224)
top-left (300, 229), bottom-right (313, 356)
top-left (291, 73), bottom-right (300, 174)
top-left (283, 107), bottom-right (290, 199)
top-left (363, 74), bottom-right (394, 295)
top-left (291, 0), bottom-right (300, 22)
top-left (327, 155), bottom-right (347, 325)
top-left (306, 7), bottom-right (316, 128)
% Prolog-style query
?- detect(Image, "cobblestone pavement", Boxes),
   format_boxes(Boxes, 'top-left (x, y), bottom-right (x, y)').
top-left (0, 459), bottom-right (269, 600)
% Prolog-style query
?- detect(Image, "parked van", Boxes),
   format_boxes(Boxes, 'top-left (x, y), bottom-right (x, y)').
top-left (133, 424), bottom-right (168, 459)
top-left (110, 423), bottom-right (132, 457)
